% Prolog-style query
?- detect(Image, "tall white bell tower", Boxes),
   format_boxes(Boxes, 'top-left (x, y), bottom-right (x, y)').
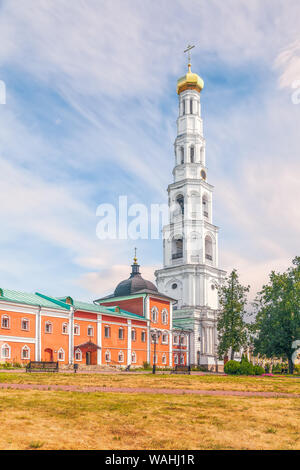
top-left (155, 53), bottom-right (226, 370)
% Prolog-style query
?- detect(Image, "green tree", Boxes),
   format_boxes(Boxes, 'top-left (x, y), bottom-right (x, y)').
top-left (253, 257), bottom-right (300, 374)
top-left (217, 269), bottom-right (249, 361)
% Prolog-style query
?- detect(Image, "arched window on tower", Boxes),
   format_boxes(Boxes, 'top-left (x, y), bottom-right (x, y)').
top-left (180, 147), bottom-right (184, 164)
top-left (182, 99), bottom-right (185, 115)
top-left (172, 237), bottom-right (183, 260)
top-left (202, 195), bottom-right (209, 218)
top-left (190, 98), bottom-right (193, 114)
top-left (176, 194), bottom-right (184, 215)
top-left (205, 235), bottom-right (213, 262)
top-left (190, 146), bottom-right (195, 163)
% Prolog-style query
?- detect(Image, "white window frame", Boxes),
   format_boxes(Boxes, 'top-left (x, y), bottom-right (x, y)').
top-left (87, 326), bottom-right (94, 337)
top-left (162, 353), bottom-right (167, 365)
top-left (21, 318), bottom-right (30, 331)
top-left (174, 354), bottom-right (179, 365)
top-left (180, 354), bottom-right (185, 365)
top-left (105, 350), bottom-right (111, 362)
top-left (118, 327), bottom-right (124, 340)
top-left (141, 331), bottom-right (146, 342)
top-left (151, 306), bottom-right (158, 323)
top-left (75, 348), bottom-right (82, 361)
top-left (45, 321), bottom-right (53, 334)
top-left (21, 345), bottom-right (30, 360)
top-left (1, 315), bottom-right (10, 329)
top-left (162, 309), bottom-right (168, 325)
top-left (74, 324), bottom-right (80, 336)
top-left (162, 332), bottom-right (169, 344)
top-left (173, 335), bottom-right (179, 345)
top-left (131, 351), bottom-right (137, 363)
top-left (131, 329), bottom-right (136, 341)
top-left (62, 322), bottom-right (69, 335)
top-left (1, 343), bottom-right (11, 359)
top-left (118, 351), bottom-right (124, 363)
top-left (104, 325), bottom-right (110, 338)
top-left (58, 348), bottom-right (65, 362)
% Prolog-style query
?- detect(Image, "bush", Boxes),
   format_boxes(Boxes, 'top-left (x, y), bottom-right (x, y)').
top-left (239, 360), bottom-right (255, 375)
top-left (294, 364), bottom-right (300, 375)
top-left (253, 365), bottom-right (265, 375)
top-left (224, 360), bottom-right (240, 375)
top-left (143, 361), bottom-right (150, 370)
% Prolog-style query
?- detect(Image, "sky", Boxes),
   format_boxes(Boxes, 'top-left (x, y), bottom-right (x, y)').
top-left (0, 0), bottom-right (299, 305)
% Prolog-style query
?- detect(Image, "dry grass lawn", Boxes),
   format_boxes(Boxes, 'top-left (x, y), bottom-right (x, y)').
top-left (0, 372), bottom-right (299, 394)
top-left (0, 388), bottom-right (299, 450)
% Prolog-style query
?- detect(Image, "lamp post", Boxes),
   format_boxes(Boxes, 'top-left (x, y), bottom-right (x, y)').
top-left (151, 330), bottom-right (161, 374)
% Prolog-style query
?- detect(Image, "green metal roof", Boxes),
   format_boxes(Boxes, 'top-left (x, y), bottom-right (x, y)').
top-left (0, 288), bottom-right (147, 322)
top-left (38, 293), bottom-right (147, 321)
top-left (0, 289), bottom-right (69, 310)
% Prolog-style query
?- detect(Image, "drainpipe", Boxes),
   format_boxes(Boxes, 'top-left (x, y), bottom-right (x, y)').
top-left (69, 306), bottom-right (75, 365)
top-left (36, 306), bottom-right (41, 361)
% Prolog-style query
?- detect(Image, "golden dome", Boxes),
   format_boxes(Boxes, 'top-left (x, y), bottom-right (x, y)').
top-left (176, 64), bottom-right (204, 95)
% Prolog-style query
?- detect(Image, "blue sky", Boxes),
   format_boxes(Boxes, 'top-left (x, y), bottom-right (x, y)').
top-left (0, 0), bottom-right (299, 302)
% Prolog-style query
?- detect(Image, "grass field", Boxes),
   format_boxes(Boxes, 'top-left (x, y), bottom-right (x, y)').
top-left (0, 371), bottom-right (300, 394)
top-left (0, 372), bottom-right (299, 450)
top-left (0, 389), bottom-right (299, 450)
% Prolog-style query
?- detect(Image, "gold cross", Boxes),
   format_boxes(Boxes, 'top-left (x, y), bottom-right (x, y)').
top-left (184, 44), bottom-right (195, 66)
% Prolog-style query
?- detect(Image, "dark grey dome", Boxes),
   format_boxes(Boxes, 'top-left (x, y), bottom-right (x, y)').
top-left (114, 262), bottom-right (158, 297)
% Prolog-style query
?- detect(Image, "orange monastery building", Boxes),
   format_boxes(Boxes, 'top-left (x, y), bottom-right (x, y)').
top-left (0, 257), bottom-right (189, 368)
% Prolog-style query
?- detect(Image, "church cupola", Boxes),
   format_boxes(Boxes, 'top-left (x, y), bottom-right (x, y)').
top-left (114, 250), bottom-right (158, 297)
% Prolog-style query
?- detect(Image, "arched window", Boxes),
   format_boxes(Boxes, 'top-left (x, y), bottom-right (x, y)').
top-left (58, 348), bottom-right (65, 361)
top-left (190, 146), bottom-right (195, 163)
top-left (75, 349), bottom-right (82, 361)
top-left (176, 194), bottom-right (184, 214)
top-left (105, 350), bottom-right (111, 362)
top-left (118, 351), bottom-right (124, 363)
top-left (180, 354), bottom-right (185, 365)
top-left (104, 326), bottom-right (110, 338)
top-left (173, 335), bottom-right (179, 345)
top-left (174, 354), bottom-right (179, 365)
top-left (202, 195), bottom-right (208, 218)
top-left (21, 318), bottom-right (29, 331)
top-left (162, 353), bottom-right (167, 365)
top-left (1, 315), bottom-right (10, 329)
top-left (62, 323), bottom-right (69, 335)
top-left (205, 235), bottom-right (213, 261)
top-left (131, 351), bottom-right (137, 363)
top-left (74, 324), bottom-right (80, 335)
top-left (182, 99), bottom-right (186, 115)
top-left (172, 237), bottom-right (183, 260)
top-left (118, 327), bottom-right (124, 339)
top-left (151, 307), bottom-right (158, 323)
top-left (162, 309), bottom-right (168, 325)
top-left (141, 331), bottom-right (146, 342)
top-left (1, 343), bottom-right (11, 359)
top-left (45, 321), bottom-right (53, 334)
top-left (131, 329), bottom-right (136, 341)
top-left (87, 326), bottom-right (94, 337)
top-left (180, 147), bottom-right (184, 164)
top-left (21, 345), bottom-right (30, 360)
top-left (190, 98), bottom-right (193, 114)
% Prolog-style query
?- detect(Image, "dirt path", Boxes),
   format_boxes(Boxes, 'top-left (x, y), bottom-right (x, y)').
top-left (0, 382), bottom-right (299, 398)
